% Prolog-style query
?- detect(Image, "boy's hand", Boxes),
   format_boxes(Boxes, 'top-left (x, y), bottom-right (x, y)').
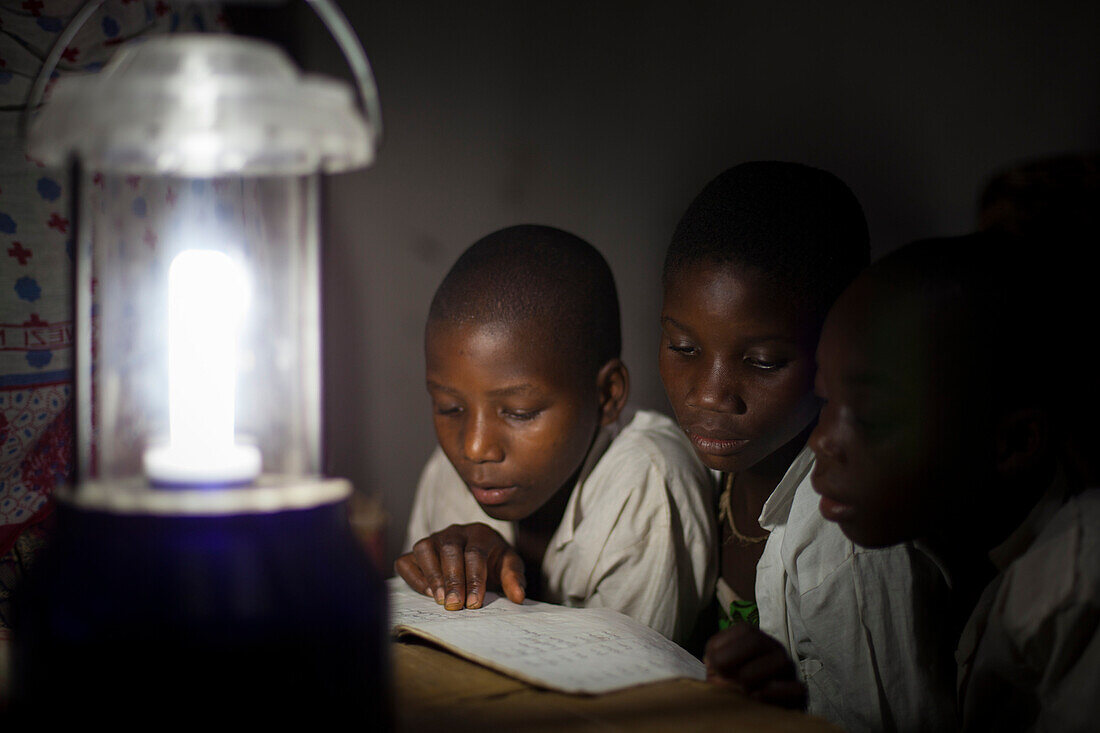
top-left (394, 523), bottom-right (526, 610)
top-left (704, 624), bottom-right (807, 710)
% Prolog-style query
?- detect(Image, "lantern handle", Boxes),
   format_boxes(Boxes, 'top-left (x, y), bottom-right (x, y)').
top-left (306, 0), bottom-right (384, 152)
top-left (22, 0), bottom-right (383, 153)
top-left (20, 0), bottom-right (106, 144)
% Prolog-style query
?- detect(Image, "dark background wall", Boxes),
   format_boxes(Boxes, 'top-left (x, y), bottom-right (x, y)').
top-left (272, 1), bottom-right (1099, 567)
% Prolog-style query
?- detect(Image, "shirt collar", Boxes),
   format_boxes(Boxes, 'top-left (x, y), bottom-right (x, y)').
top-left (758, 443), bottom-right (816, 530)
top-left (988, 466), bottom-right (1069, 572)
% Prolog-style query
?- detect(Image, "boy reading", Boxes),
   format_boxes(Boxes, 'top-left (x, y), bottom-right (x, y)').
top-left (810, 233), bottom-right (1099, 730)
top-left (395, 225), bottom-right (716, 644)
top-left (660, 162), bottom-right (956, 729)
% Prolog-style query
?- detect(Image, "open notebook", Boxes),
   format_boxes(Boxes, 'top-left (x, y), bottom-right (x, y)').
top-left (388, 578), bottom-right (706, 694)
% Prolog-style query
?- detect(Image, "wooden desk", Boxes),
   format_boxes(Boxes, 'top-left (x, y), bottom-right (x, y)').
top-left (393, 639), bottom-right (840, 732)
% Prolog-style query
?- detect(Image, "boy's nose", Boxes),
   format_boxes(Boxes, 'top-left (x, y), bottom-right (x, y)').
top-left (462, 413), bottom-right (504, 463)
top-left (808, 415), bottom-right (840, 462)
top-left (690, 361), bottom-right (747, 414)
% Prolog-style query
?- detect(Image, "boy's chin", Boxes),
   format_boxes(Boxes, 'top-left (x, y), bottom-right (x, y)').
top-left (473, 500), bottom-right (528, 523)
top-left (694, 450), bottom-right (752, 475)
top-left (833, 517), bottom-right (910, 549)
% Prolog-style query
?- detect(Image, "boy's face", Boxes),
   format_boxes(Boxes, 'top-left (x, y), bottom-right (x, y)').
top-left (808, 276), bottom-right (972, 547)
top-left (425, 321), bottom-right (601, 522)
top-left (659, 263), bottom-right (820, 475)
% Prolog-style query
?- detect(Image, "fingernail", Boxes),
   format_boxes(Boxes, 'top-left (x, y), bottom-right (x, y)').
top-left (434, 588), bottom-right (444, 604)
top-left (466, 594), bottom-right (480, 608)
top-left (445, 592), bottom-right (462, 610)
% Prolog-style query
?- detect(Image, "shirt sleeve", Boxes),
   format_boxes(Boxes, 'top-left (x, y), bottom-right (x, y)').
top-left (1036, 495), bottom-right (1100, 730)
top-left (402, 449), bottom-right (446, 554)
top-left (1040, 600), bottom-right (1100, 730)
top-left (973, 490), bottom-right (1100, 732)
top-left (573, 430), bottom-right (715, 645)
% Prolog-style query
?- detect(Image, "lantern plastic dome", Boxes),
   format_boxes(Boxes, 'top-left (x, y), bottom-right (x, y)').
top-left (27, 34), bottom-right (374, 176)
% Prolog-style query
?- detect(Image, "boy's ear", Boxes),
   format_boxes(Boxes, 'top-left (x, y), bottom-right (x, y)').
top-left (994, 407), bottom-right (1048, 479)
top-left (596, 358), bottom-right (630, 426)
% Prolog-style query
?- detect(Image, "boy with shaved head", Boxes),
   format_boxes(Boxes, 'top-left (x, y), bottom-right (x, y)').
top-left (396, 225), bottom-right (716, 644)
top-left (810, 233), bottom-right (1100, 730)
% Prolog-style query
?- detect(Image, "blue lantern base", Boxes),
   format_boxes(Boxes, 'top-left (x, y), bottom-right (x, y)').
top-left (10, 481), bottom-right (390, 727)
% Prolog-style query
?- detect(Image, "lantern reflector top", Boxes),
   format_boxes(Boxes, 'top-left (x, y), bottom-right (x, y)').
top-left (28, 34), bottom-right (374, 176)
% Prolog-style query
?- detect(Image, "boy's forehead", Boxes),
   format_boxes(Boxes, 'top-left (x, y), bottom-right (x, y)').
top-left (665, 261), bottom-right (797, 321)
top-left (664, 261), bottom-right (827, 351)
top-left (822, 274), bottom-right (942, 391)
top-left (426, 318), bottom-right (582, 385)
top-left (427, 317), bottom-right (553, 349)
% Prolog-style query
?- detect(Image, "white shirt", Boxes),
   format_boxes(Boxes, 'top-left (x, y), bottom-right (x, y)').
top-left (754, 446), bottom-right (958, 733)
top-left (956, 481), bottom-right (1100, 732)
top-left (403, 409), bottom-right (718, 644)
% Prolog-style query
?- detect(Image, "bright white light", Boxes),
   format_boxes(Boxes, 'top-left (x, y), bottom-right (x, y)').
top-left (143, 249), bottom-right (261, 485)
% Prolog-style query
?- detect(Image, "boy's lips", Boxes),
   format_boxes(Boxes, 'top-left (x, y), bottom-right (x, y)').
top-left (467, 485), bottom-right (519, 506)
top-left (811, 472), bottom-right (857, 522)
top-left (686, 430), bottom-right (750, 456)
top-left (817, 494), bottom-right (856, 522)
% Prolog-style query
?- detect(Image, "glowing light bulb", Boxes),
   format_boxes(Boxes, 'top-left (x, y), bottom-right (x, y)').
top-left (143, 249), bottom-right (261, 486)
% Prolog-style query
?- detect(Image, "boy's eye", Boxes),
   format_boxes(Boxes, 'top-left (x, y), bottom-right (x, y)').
top-left (745, 356), bottom-right (787, 370)
top-left (434, 404), bottom-right (463, 416)
top-left (502, 408), bottom-right (541, 422)
top-left (666, 343), bottom-right (698, 356)
top-left (853, 414), bottom-right (893, 438)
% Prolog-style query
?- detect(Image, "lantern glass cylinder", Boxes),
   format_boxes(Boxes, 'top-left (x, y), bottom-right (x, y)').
top-left (77, 171), bottom-right (322, 486)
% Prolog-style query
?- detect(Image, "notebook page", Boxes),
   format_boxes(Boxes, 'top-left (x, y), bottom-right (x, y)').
top-left (389, 579), bottom-right (706, 694)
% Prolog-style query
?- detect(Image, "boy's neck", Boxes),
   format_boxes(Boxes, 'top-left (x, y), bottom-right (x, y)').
top-left (920, 534), bottom-right (997, 643)
top-left (513, 421), bottom-right (603, 595)
top-left (939, 456), bottom-right (1059, 562)
top-left (514, 466), bottom-right (581, 598)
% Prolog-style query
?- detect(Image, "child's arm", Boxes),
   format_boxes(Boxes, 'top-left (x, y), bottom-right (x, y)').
top-left (394, 523), bottom-right (527, 610)
top-left (705, 624), bottom-right (807, 709)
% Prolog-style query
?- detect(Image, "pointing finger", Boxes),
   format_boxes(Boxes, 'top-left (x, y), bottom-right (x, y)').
top-left (499, 549), bottom-right (527, 604)
top-left (438, 539), bottom-right (467, 610)
top-left (464, 544), bottom-right (489, 609)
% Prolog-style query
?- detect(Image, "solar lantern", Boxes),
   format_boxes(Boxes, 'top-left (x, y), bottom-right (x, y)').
top-left (13, 3), bottom-right (389, 723)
